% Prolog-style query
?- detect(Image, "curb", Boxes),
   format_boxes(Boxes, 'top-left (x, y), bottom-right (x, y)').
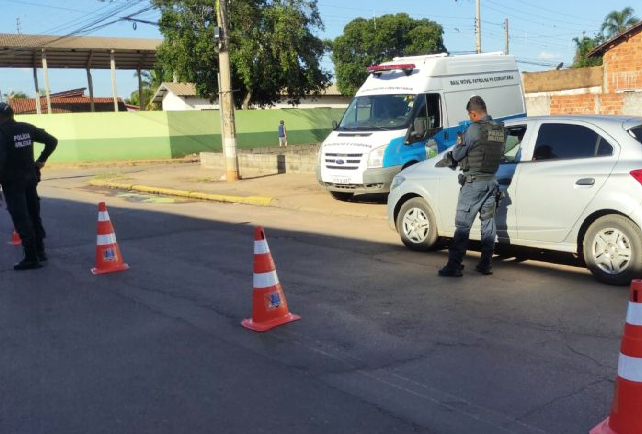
top-left (89, 179), bottom-right (274, 207)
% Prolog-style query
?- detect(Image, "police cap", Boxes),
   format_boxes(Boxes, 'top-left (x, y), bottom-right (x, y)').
top-left (466, 96), bottom-right (486, 112)
top-left (0, 102), bottom-right (14, 118)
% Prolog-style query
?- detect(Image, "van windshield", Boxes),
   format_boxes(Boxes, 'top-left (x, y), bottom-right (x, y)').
top-left (338, 94), bottom-right (417, 131)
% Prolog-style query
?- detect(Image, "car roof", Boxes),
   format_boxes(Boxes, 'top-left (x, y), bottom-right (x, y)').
top-left (506, 114), bottom-right (642, 127)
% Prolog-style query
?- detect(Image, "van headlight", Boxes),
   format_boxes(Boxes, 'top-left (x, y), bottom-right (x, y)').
top-left (368, 145), bottom-right (387, 168)
top-left (390, 175), bottom-right (405, 191)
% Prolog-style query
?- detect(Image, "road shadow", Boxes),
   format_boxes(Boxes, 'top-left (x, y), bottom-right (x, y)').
top-left (0, 190), bottom-right (625, 434)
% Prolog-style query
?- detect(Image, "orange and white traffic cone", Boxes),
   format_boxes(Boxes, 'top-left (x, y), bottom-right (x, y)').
top-left (241, 226), bottom-right (300, 332)
top-left (591, 279), bottom-right (642, 434)
top-left (91, 202), bottom-right (129, 275)
top-left (7, 229), bottom-right (21, 246)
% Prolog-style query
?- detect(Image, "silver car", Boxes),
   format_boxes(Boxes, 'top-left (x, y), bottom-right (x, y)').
top-left (387, 115), bottom-right (642, 285)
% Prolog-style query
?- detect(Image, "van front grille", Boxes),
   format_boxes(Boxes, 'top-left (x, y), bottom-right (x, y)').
top-left (324, 153), bottom-right (363, 170)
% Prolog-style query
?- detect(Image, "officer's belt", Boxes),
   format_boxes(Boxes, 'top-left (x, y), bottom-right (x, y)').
top-left (462, 173), bottom-right (494, 183)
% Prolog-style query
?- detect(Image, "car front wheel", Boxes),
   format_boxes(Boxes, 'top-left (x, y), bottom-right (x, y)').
top-left (583, 215), bottom-right (642, 285)
top-left (396, 197), bottom-right (438, 251)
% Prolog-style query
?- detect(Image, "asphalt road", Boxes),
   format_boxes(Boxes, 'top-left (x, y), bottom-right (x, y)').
top-left (0, 179), bottom-right (628, 434)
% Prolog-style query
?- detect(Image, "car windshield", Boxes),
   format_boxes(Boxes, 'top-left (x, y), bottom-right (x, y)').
top-left (629, 125), bottom-right (642, 143)
top-left (338, 94), bottom-right (417, 131)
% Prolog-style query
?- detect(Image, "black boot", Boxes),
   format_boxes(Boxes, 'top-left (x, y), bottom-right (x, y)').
top-left (438, 261), bottom-right (463, 277)
top-left (36, 238), bottom-right (47, 262)
top-left (475, 258), bottom-right (493, 275)
top-left (14, 245), bottom-right (42, 271)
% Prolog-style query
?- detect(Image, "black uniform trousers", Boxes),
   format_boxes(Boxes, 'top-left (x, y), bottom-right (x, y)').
top-left (2, 174), bottom-right (45, 259)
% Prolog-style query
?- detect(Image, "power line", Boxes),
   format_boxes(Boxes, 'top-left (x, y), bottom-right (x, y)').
top-left (483, 1), bottom-right (595, 32)
top-left (485, 0), bottom-right (599, 29)
top-left (512, 0), bottom-right (601, 23)
top-left (3, 0), bottom-right (90, 14)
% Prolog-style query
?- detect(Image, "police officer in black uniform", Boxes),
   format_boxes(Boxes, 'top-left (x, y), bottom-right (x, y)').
top-left (438, 96), bottom-right (505, 277)
top-left (0, 102), bottom-right (57, 270)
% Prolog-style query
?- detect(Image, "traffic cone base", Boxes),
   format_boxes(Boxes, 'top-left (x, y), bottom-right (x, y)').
top-left (590, 418), bottom-right (617, 434)
top-left (91, 202), bottom-right (129, 275)
top-left (242, 286), bottom-right (301, 332)
top-left (242, 227), bottom-right (300, 332)
top-left (7, 230), bottom-right (21, 246)
top-left (591, 280), bottom-right (642, 434)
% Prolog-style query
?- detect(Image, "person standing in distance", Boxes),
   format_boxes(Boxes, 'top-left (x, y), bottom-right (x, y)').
top-left (278, 120), bottom-right (287, 147)
top-left (437, 96), bottom-right (505, 277)
top-left (0, 102), bottom-right (57, 270)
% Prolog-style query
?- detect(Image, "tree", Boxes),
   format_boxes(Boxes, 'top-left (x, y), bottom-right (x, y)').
top-left (601, 7), bottom-right (639, 39)
top-left (571, 35), bottom-right (604, 68)
top-left (125, 69), bottom-right (170, 110)
top-left (2, 91), bottom-right (28, 100)
top-left (151, 0), bottom-right (330, 109)
top-left (331, 14), bottom-right (446, 96)
top-left (571, 7), bottom-right (640, 68)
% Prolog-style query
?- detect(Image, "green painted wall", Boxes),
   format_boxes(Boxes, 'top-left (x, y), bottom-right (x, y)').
top-left (16, 108), bottom-right (345, 163)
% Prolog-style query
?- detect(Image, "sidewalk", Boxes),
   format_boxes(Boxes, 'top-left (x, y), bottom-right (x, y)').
top-left (46, 162), bottom-right (389, 220)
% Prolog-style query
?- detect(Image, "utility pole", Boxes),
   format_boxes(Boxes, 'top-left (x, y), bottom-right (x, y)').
top-left (504, 18), bottom-right (509, 55)
top-left (216, 0), bottom-right (240, 181)
top-left (475, 0), bottom-right (481, 54)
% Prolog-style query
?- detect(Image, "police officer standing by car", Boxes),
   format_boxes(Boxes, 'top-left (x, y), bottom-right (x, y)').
top-left (437, 96), bottom-right (505, 277)
top-left (0, 102), bottom-right (57, 270)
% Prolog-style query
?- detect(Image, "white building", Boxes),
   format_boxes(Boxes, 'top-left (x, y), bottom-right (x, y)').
top-left (151, 82), bottom-right (349, 111)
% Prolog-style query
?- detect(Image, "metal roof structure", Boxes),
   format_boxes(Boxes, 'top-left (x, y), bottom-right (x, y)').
top-left (151, 82), bottom-right (198, 103)
top-left (0, 33), bottom-right (161, 69)
top-left (0, 33), bottom-right (163, 113)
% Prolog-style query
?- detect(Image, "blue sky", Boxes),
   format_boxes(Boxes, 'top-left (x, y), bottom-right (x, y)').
top-left (0, 0), bottom-right (638, 99)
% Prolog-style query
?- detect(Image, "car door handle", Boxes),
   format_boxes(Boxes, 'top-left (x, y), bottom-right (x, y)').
top-left (575, 178), bottom-right (595, 186)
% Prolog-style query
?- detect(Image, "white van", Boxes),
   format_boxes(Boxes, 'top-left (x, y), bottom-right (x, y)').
top-left (316, 52), bottom-right (526, 200)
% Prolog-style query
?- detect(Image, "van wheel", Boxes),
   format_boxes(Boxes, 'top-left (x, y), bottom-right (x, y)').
top-left (396, 198), bottom-right (438, 251)
top-left (583, 215), bottom-right (642, 285)
top-left (330, 191), bottom-right (354, 201)
top-left (402, 161), bottom-right (418, 171)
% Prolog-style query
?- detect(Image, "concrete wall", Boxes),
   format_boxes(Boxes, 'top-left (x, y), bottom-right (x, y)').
top-left (200, 144), bottom-right (320, 175)
top-left (162, 92), bottom-right (191, 111)
top-left (162, 92), bottom-right (350, 111)
top-left (524, 95), bottom-right (551, 116)
top-left (16, 108), bottom-right (345, 163)
top-left (522, 66), bottom-right (603, 93)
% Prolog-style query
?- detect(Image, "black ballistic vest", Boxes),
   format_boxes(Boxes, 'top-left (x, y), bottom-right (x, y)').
top-left (461, 121), bottom-right (505, 176)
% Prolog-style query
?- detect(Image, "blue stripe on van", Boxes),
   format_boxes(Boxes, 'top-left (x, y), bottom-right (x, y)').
top-left (380, 112), bottom-right (526, 168)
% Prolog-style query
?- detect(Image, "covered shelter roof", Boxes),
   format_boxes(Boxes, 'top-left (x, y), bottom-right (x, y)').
top-left (0, 33), bottom-right (161, 69)
top-left (151, 82), bottom-right (198, 103)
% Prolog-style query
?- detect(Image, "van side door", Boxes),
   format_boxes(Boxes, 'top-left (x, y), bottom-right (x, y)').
top-left (401, 93), bottom-right (444, 164)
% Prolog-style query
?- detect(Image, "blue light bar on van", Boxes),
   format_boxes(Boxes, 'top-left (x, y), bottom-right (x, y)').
top-left (366, 63), bottom-right (415, 76)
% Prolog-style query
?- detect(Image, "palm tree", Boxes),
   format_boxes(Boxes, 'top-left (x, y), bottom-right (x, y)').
top-left (126, 70), bottom-right (167, 110)
top-left (601, 7), bottom-right (640, 39)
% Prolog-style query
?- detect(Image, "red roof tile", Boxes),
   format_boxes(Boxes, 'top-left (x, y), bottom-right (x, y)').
top-left (9, 97), bottom-right (126, 114)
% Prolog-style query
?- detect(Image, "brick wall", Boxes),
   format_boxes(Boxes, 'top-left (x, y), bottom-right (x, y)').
top-left (544, 93), bottom-right (633, 116)
top-left (525, 25), bottom-right (642, 116)
top-left (549, 94), bottom-right (596, 115)
top-left (598, 93), bottom-right (625, 115)
top-left (603, 30), bottom-right (642, 92)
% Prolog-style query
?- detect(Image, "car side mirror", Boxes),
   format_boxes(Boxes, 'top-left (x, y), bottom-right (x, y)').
top-left (332, 120), bottom-right (338, 130)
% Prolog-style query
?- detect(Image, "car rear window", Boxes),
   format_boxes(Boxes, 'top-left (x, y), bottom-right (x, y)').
top-left (629, 126), bottom-right (642, 143)
top-left (533, 123), bottom-right (613, 161)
